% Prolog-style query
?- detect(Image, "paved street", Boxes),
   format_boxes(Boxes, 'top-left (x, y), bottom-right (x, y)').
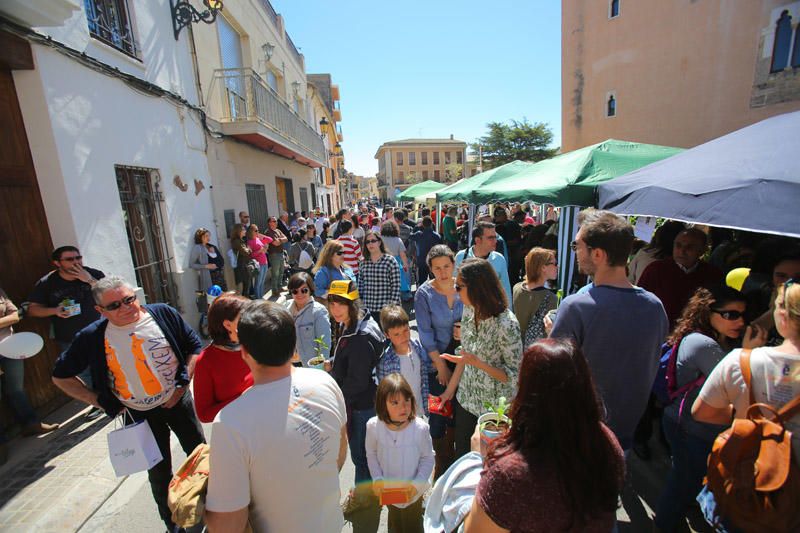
top-left (0, 297), bottom-right (709, 532)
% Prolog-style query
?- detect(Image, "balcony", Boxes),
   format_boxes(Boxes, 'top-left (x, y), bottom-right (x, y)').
top-left (207, 68), bottom-right (325, 167)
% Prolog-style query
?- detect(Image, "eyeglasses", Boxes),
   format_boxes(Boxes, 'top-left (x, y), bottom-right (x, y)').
top-left (546, 261), bottom-right (557, 266)
top-left (711, 309), bottom-right (745, 321)
top-left (570, 241), bottom-right (592, 252)
top-left (365, 239), bottom-right (380, 244)
top-left (291, 287), bottom-right (310, 295)
top-left (59, 255), bottom-right (83, 262)
top-left (100, 295), bottom-right (137, 311)
top-left (335, 251), bottom-right (345, 256)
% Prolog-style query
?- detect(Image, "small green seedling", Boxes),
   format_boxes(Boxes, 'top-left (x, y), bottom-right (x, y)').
top-left (308, 336), bottom-right (330, 366)
top-left (481, 396), bottom-right (511, 431)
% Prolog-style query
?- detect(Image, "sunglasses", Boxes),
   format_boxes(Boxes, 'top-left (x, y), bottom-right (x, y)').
top-left (100, 295), bottom-right (137, 311)
top-left (711, 309), bottom-right (745, 321)
top-left (454, 283), bottom-right (464, 292)
top-left (291, 287), bottom-right (310, 295)
top-left (60, 255), bottom-right (83, 262)
top-left (335, 251), bottom-right (345, 256)
top-left (365, 239), bottom-right (380, 244)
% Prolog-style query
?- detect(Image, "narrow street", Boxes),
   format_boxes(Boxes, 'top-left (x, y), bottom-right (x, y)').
top-left (0, 296), bottom-right (709, 532)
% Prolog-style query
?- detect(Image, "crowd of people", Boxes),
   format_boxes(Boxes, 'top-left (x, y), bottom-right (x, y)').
top-left (1, 199), bottom-right (798, 533)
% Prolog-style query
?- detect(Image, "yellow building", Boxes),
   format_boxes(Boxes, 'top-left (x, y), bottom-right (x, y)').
top-left (309, 74), bottom-right (344, 214)
top-left (562, 0), bottom-right (800, 152)
top-left (374, 137), bottom-right (473, 202)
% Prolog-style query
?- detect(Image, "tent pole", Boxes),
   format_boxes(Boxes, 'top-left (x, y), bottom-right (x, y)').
top-left (468, 204), bottom-right (476, 247)
top-left (557, 205), bottom-right (581, 297)
top-left (436, 202), bottom-right (441, 233)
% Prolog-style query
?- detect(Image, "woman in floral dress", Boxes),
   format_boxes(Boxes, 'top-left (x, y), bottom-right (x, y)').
top-left (439, 257), bottom-right (523, 458)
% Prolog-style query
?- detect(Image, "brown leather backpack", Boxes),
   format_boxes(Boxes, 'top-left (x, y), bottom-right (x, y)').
top-left (705, 349), bottom-right (800, 533)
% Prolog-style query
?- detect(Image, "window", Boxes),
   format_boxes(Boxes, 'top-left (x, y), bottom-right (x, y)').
top-left (409, 152), bottom-right (416, 165)
top-left (456, 151), bottom-right (463, 164)
top-left (445, 152), bottom-right (451, 164)
top-left (771, 10), bottom-right (793, 73)
top-left (606, 93), bottom-right (616, 117)
top-left (609, 0), bottom-right (620, 18)
top-left (84, 0), bottom-right (138, 57)
top-left (246, 183), bottom-right (269, 229)
top-left (266, 70), bottom-right (278, 92)
top-left (398, 171), bottom-right (405, 182)
top-left (793, 23), bottom-right (800, 68)
top-left (434, 170), bottom-right (440, 179)
top-left (433, 152), bottom-right (440, 164)
top-left (421, 152), bottom-right (428, 165)
top-left (397, 152), bottom-right (403, 166)
top-left (422, 170), bottom-right (429, 179)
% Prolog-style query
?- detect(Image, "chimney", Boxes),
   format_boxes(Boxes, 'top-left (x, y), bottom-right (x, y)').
top-left (450, 134), bottom-right (454, 140)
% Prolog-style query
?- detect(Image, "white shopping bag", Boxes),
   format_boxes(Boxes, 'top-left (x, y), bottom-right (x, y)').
top-left (107, 410), bottom-right (163, 477)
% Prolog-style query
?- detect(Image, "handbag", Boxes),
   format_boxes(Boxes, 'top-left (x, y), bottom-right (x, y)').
top-left (226, 248), bottom-right (238, 269)
top-left (106, 409), bottom-right (163, 477)
top-left (523, 290), bottom-right (553, 347)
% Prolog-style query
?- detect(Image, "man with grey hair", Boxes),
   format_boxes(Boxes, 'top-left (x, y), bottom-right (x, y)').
top-left (52, 276), bottom-right (205, 531)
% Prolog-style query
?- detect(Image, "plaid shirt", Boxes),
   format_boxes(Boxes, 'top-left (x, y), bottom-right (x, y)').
top-left (357, 254), bottom-right (401, 312)
top-left (377, 338), bottom-right (431, 415)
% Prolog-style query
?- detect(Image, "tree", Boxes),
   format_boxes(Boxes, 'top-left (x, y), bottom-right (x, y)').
top-left (470, 119), bottom-right (557, 170)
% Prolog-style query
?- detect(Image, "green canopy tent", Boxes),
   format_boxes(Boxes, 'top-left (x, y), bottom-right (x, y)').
top-left (396, 180), bottom-right (449, 202)
top-left (467, 140), bottom-right (683, 205)
top-left (454, 140), bottom-right (683, 296)
top-left (435, 160), bottom-right (534, 203)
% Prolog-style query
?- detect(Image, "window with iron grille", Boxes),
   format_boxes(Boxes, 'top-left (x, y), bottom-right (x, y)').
top-left (396, 152), bottom-right (403, 166)
top-left (408, 152), bottom-right (416, 165)
top-left (421, 152), bottom-right (428, 165)
top-left (84, 0), bottom-right (138, 58)
top-left (245, 183), bottom-right (270, 230)
top-left (433, 152), bottom-right (440, 165)
top-left (456, 151), bottom-right (463, 164)
top-left (445, 152), bottom-right (451, 164)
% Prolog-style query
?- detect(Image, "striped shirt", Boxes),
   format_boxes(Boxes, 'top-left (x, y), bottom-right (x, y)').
top-left (338, 235), bottom-right (362, 274)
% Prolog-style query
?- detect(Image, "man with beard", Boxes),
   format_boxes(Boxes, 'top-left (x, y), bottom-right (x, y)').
top-left (548, 209), bottom-right (668, 451)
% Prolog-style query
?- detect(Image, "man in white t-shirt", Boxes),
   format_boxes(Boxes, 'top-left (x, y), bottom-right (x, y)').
top-left (205, 300), bottom-right (348, 533)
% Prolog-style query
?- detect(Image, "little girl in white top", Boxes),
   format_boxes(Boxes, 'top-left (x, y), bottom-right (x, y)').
top-left (365, 373), bottom-right (435, 533)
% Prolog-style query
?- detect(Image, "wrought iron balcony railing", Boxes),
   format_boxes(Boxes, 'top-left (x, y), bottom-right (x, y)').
top-left (207, 68), bottom-right (325, 165)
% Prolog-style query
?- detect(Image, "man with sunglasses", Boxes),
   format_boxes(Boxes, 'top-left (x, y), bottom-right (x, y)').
top-left (455, 222), bottom-right (512, 303)
top-left (28, 246), bottom-right (105, 396)
top-left (52, 276), bottom-right (205, 532)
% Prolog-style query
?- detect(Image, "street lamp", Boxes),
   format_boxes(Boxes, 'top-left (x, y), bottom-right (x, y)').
top-left (170, 0), bottom-right (223, 40)
top-left (261, 42), bottom-right (275, 62)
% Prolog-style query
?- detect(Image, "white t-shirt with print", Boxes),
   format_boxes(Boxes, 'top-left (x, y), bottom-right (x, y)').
top-left (698, 347), bottom-right (800, 461)
top-left (206, 368), bottom-right (347, 532)
top-left (104, 312), bottom-right (179, 410)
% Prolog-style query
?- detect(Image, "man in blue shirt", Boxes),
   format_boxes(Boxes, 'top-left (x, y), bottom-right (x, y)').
top-left (549, 210), bottom-right (668, 451)
top-left (455, 222), bottom-right (512, 303)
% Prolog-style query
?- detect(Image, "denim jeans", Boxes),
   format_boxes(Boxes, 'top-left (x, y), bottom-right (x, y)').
top-left (427, 371), bottom-right (457, 439)
top-left (269, 252), bottom-right (284, 293)
top-left (0, 357), bottom-right (38, 442)
top-left (255, 263), bottom-right (269, 298)
top-left (57, 340), bottom-right (93, 390)
top-left (127, 390), bottom-right (206, 530)
top-left (654, 412), bottom-right (715, 532)
top-left (348, 406), bottom-right (375, 485)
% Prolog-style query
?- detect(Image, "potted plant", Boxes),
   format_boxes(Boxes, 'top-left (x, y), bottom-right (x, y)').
top-left (477, 397), bottom-right (511, 453)
top-left (306, 336), bottom-right (329, 370)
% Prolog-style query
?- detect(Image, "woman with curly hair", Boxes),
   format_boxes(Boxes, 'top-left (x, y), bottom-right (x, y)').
top-left (654, 284), bottom-right (766, 532)
top-left (464, 338), bottom-right (625, 532)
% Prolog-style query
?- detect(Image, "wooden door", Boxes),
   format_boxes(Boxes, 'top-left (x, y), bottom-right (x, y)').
top-left (0, 68), bottom-right (64, 413)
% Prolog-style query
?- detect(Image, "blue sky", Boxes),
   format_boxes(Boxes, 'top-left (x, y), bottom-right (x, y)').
top-left (273, 1), bottom-right (562, 177)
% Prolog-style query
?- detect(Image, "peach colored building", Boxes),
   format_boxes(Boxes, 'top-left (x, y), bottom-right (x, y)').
top-left (374, 137), bottom-right (474, 202)
top-left (562, 0), bottom-right (800, 152)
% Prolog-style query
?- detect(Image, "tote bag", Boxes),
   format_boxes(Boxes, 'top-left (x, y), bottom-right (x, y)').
top-left (107, 409), bottom-right (163, 477)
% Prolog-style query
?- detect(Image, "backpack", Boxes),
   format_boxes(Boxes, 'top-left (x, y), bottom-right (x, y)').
top-left (651, 336), bottom-right (705, 408)
top-left (298, 243), bottom-right (314, 270)
top-left (705, 349), bottom-right (800, 533)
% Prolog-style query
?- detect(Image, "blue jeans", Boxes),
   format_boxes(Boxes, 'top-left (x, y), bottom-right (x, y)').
top-left (654, 412), bottom-right (715, 532)
top-left (255, 263), bottom-right (269, 298)
top-left (57, 340), bottom-right (93, 390)
top-left (269, 252), bottom-right (284, 293)
top-left (0, 357), bottom-right (38, 442)
top-left (348, 407), bottom-right (375, 484)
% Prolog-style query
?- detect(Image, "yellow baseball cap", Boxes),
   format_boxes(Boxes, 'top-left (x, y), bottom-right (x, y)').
top-left (328, 280), bottom-right (359, 301)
